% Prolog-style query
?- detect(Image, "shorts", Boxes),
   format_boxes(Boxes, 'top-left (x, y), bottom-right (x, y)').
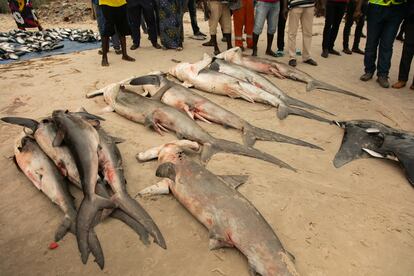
top-left (101, 4), bottom-right (131, 37)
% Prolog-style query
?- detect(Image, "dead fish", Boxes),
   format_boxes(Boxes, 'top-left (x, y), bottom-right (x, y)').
top-left (13, 134), bottom-right (105, 267)
top-left (334, 120), bottom-right (414, 186)
top-left (131, 74), bottom-right (323, 150)
top-left (87, 80), bottom-right (295, 170)
top-left (94, 121), bottom-right (166, 250)
top-left (362, 131), bottom-right (414, 187)
top-left (216, 48), bottom-right (369, 100)
top-left (169, 55), bottom-right (333, 124)
top-left (51, 110), bottom-right (115, 266)
top-left (333, 120), bottom-right (384, 168)
top-left (2, 116), bottom-right (151, 249)
top-left (209, 58), bottom-right (334, 116)
top-left (138, 141), bottom-right (298, 276)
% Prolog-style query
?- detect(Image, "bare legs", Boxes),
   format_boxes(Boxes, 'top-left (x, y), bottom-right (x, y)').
top-left (101, 36), bottom-right (135, 66)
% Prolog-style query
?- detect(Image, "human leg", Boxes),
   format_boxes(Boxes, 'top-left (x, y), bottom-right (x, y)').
top-left (287, 7), bottom-right (302, 61)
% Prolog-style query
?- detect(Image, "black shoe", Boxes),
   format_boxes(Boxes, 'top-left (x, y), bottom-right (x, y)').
top-left (352, 48), bottom-right (365, 55)
top-left (343, 48), bottom-right (352, 55)
top-left (195, 31), bottom-right (207, 37)
top-left (329, 49), bottom-right (341, 56)
top-left (98, 49), bottom-right (103, 55)
top-left (289, 59), bottom-right (297, 67)
top-left (266, 50), bottom-right (277, 57)
top-left (114, 48), bottom-right (122, 55)
top-left (377, 76), bottom-right (390, 88)
top-left (304, 59), bottom-right (317, 66)
top-left (152, 42), bottom-right (162, 49)
top-left (202, 39), bottom-right (215, 47)
top-left (321, 49), bottom-right (329, 58)
top-left (130, 44), bottom-right (140, 50)
top-left (360, 72), bottom-right (374, 81)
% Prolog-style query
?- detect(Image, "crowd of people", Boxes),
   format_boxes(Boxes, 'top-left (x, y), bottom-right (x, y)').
top-left (6, 0), bottom-right (413, 89)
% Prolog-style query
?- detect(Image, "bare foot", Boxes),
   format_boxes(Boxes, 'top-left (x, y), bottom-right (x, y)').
top-left (122, 55), bottom-right (135, 62)
top-left (101, 57), bottom-right (109, 67)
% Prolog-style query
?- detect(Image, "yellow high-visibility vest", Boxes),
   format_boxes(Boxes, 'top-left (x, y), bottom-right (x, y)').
top-left (99, 0), bottom-right (127, 7)
top-left (369, 0), bottom-right (406, 6)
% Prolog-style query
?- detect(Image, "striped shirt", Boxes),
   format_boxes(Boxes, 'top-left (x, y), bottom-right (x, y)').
top-left (288, 0), bottom-right (315, 8)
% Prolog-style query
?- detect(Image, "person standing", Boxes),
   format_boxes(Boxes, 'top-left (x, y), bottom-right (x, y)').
top-left (99, 0), bottom-right (135, 66)
top-left (202, 0), bottom-right (232, 55)
top-left (252, 0), bottom-right (280, 57)
top-left (127, 0), bottom-right (161, 50)
top-left (188, 0), bottom-right (207, 39)
top-left (8, 0), bottom-right (42, 31)
top-left (321, 0), bottom-right (348, 58)
top-left (392, 3), bottom-right (414, 90)
top-left (357, 0), bottom-right (407, 88)
top-left (92, 0), bottom-right (122, 55)
top-left (276, 0), bottom-right (287, 56)
top-left (158, 0), bottom-right (184, 50)
top-left (231, 0), bottom-right (254, 50)
top-left (342, 0), bottom-right (367, 55)
top-left (285, 0), bottom-right (322, 67)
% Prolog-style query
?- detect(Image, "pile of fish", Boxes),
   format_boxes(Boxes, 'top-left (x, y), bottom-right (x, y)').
top-left (0, 28), bottom-right (100, 60)
top-left (1, 110), bottom-right (165, 269)
top-left (334, 120), bottom-right (414, 186)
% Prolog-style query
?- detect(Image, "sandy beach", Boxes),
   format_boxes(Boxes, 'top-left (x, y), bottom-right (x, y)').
top-left (0, 10), bottom-right (413, 276)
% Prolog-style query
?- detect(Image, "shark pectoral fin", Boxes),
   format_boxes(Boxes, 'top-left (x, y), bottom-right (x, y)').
top-left (156, 162), bottom-right (176, 181)
top-left (138, 179), bottom-right (171, 196)
top-left (209, 238), bottom-right (233, 250)
top-left (52, 129), bottom-right (65, 147)
top-left (200, 143), bottom-right (217, 163)
top-left (270, 67), bottom-right (284, 79)
top-left (194, 113), bottom-right (212, 124)
top-left (208, 228), bottom-right (233, 250)
top-left (180, 104), bottom-right (194, 120)
top-left (144, 113), bottom-right (163, 135)
top-left (218, 175), bottom-right (249, 189)
top-left (236, 81), bottom-right (255, 103)
top-left (362, 148), bottom-right (385, 158)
